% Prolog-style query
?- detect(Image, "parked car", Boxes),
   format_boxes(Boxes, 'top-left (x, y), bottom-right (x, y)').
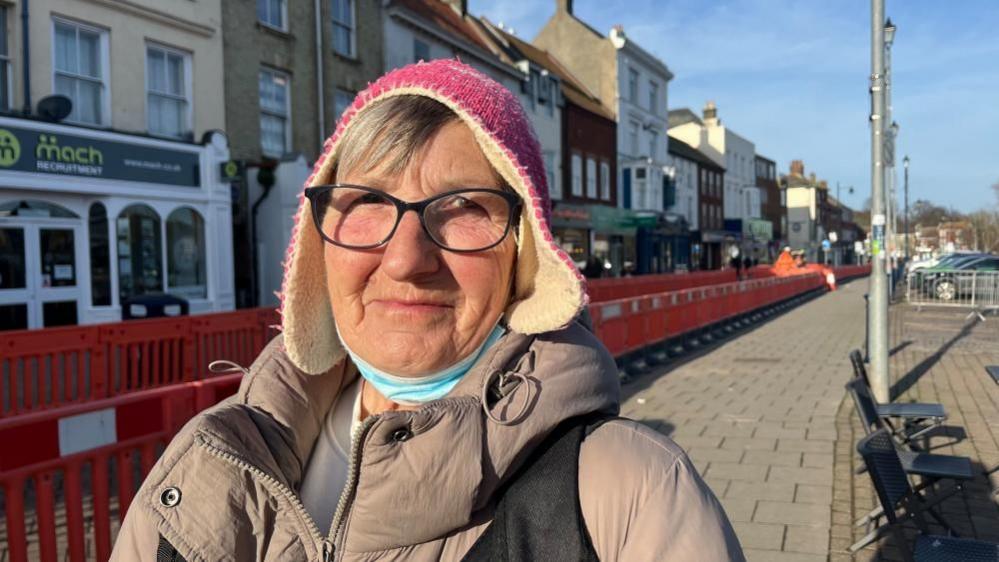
top-left (907, 251), bottom-right (982, 275)
top-left (919, 255), bottom-right (999, 301)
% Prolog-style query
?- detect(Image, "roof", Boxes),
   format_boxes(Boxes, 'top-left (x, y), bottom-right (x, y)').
top-left (668, 108), bottom-right (702, 128)
top-left (390, 0), bottom-right (498, 59)
top-left (480, 17), bottom-right (615, 121)
top-left (668, 136), bottom-right (724, 171)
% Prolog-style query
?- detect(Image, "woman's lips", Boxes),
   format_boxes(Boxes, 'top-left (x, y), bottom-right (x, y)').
top-left (370, 300), bottom-right (453, 314)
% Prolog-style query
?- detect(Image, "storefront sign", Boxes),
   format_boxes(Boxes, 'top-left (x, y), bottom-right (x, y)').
top-left (744, 219), bottom-right (773, 242)
top-left (590, 206), bottom-right (655, 234)
top-left (0, 123), bottom-right (200, 187)
top-left (219, 160), bottom-right (244, 183)
top-left (551, 204), bottom-right (591, 222)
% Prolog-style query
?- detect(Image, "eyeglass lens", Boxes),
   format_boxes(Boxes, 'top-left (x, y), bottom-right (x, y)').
top-left (315, 187), bottom-right (513, 251)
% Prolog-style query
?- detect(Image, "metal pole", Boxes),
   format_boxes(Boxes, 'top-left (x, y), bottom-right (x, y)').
top-left (904, 156), bottom-right (910, 259)
top-left (868, 0), bottom-right (891, 402)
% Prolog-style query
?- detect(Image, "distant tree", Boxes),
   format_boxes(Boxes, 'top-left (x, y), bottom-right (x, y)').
top-left (967, 209), bottom-right (999, 253)
top-left (909, 199), bottom-right (955, 227)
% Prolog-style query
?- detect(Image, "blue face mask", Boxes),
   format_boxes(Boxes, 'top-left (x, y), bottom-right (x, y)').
top-left (338, 323), bottom-right (506, 405)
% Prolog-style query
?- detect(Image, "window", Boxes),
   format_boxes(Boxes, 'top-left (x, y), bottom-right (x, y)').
top-left (571, 153), bottom-right (582, 196)
top-left (648, 81), bottom-right (658, 113)
top-left (167, 208), bottom-right (207, 299)
top-left (146, 45), bottom-right (190, 139)
top-left (629, 121), bottom-right (639, 155)
top-left (413, 38), bottom-right (430, 63)
top-left (334, 88), bottom-right (353, 122)
top-left (259, 68), bottom-right (290, 156)
top-left (600, 161), bottom-right (611, 201)
top-left (89, 203), bottom-right (111, 306)
top-left (53, 19), bottom-right (107, 125)
top-left (0, 7), bottom-right (10, 111)
top-left (332, 0), bottom-right (355, 57)
top-left (586, 158), bottom-right (597, 199)
top-left (628, 67), bottom-right (638, 103)
top-left (257, 0), bottom-right (286, 30)
top-left (543, 151), bottom-right (560, 200)
top-left (117, 205), bottom-right (163, 303)
top-left (647, 130), bottom-right (656, 159)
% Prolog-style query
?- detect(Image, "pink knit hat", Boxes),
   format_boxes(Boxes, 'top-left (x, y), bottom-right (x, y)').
top-left (279, 59), bottom-right (587, 374)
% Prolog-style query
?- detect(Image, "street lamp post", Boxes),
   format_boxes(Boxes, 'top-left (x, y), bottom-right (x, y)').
top-left (868, 0), bottom-right (891, 402)
top-left (904, 155), bottom-right (910, 259)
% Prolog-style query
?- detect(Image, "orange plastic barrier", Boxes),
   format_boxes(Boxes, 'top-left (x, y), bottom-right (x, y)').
top-left (590, 272), bottom-right (826, 357)
top-left (0, 374), bottom-right (242, 562)
top-left (0, 308), bottom-right (278, 418)
top-left (587, 270), bottom-right (737, 302)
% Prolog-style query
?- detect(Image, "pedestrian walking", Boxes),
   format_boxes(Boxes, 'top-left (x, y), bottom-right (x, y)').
top-left (111, 60), bottom-right (743, 561)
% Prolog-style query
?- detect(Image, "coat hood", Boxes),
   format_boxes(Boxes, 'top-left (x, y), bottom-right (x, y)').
top-left (279, 59), bottom-right (588, 375)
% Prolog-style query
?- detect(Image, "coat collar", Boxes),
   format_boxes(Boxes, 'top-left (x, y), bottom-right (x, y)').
top-left (218, 322), bottom-right (619, 552)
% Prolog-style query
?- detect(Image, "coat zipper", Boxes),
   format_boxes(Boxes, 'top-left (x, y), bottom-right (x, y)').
top-left (199, 416), bottom-right (376, 562)
top-left (327, 416), bottom-right (378, 560)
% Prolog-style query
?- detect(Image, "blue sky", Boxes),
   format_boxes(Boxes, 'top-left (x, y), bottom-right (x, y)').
top-left (469, 0), bottom-right (999, 213)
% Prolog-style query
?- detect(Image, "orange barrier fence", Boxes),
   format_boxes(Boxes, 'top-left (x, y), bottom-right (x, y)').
top-left (591, 272), bottom-right (827, 357)
top-left (0, 374), bottom-right (242, 562)
top-left (0, 309), bottom-right (280, 419)
top-left (0, 269), bottom-right (847, 561)
top-left (587, 269), bottom-right (737, 302)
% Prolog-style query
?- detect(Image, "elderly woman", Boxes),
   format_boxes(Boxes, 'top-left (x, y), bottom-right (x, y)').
top-left (112, 60), bottom-right (743, 561)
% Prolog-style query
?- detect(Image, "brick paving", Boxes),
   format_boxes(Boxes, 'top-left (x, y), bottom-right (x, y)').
top-left (621, 280), bottom-right (869, 560)
top-left (832, 303), bottom-right (999, 561)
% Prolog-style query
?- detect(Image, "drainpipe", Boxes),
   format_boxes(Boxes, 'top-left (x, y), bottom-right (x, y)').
top-left (21, 0), bottom-right (31, 115)
top-left (314, 0), bottom-right (325, 148)
top-left (251, 163), bottom-right (276, 307)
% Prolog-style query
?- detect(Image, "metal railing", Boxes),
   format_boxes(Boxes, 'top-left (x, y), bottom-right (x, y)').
top-left (905, 269), bottom-right (999, 320)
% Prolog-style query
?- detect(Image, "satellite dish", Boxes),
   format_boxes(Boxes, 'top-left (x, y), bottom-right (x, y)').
top-left (37, 95), bottom-right (72, 122)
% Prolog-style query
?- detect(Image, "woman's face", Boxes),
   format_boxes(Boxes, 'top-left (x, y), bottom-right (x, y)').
top-left (325, 121), bottom-right (517, 376)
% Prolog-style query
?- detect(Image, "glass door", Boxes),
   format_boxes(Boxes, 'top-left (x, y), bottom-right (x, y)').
top-left (36, 225), bottom-right (82, 327)
top-left (0, 225), bottom-right (30, 330)
top-left (0, 221), bottom-right (83, 330)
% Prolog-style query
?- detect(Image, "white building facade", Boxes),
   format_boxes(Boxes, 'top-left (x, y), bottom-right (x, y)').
top-left (666, 146), bottom-right (699, 231)
top-left (0, 0), bottom-right (234, 332)
top-left (668, 102), bottom-right (758, 222)
top-left (610, 27), bottom-right (673, 214)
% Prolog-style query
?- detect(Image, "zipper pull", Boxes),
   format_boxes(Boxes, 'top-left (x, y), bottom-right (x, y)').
top-left (321, 539), bottom-right (334, 562)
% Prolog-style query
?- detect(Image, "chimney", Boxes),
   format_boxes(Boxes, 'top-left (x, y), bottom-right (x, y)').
top-left (819, 180), bottom-right (828, 190)
top-left (809, 172), bottom-right (816, 184)
top-left (702, 101), bottom-right (718, 124)
top-left (556, 0), bottom-right (574, 14)
top-left (789, 160), bottom-right (804, 177)
top-left (441, 0), bottom-right (468, 16)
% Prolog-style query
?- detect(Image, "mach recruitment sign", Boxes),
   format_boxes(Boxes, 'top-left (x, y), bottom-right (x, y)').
top-left (0, 124), bottom-right (201, 187)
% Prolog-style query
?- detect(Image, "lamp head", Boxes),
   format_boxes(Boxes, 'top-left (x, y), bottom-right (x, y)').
top-left (884, 18), bottom-right (896, 45)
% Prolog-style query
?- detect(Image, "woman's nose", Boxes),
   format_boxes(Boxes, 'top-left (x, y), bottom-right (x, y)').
top-left (380, 211), bottom-right (441, 280)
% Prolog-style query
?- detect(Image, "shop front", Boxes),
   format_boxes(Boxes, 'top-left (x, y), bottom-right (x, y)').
top-left (590, 205), bottom-right (644, 277)
top-left (698, 230), bottom-right (730, 270)
top-left (743, 218), bottom-right (774, 264)
top-left (0, 116), bottom-right (234, 331)
top-left (550, 202), bottom-right (593, 272)
top-left (636, 213), bottom-right (691, 274)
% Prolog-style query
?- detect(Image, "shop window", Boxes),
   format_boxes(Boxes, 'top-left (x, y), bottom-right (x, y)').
top-left (586, 158), bottom-right (597, 199)
top-left (53, 18), bottom-right (108, 126)
top-left (0, 199), bottom-right (78, 218)
top-left (570, 153), bottom-right (582, 197)
top-left (259, 68), bottom-right (291, 157)
top-left (600, 161), bottom-right (611, 201)
top-left (648, 80), bottom-right (658, 114)
top-left (166, 207), bottom-right (207, 299)
top-left (89, 203), bottom-right (111, 306)
top-left (332, 0), bottom-right (355, 57)
top-left (0, 7), bottom-right (10, 111)
top-left (146, 44), bottom-right (191, 139)
top-left (117, 205), bottom-right (163, 302)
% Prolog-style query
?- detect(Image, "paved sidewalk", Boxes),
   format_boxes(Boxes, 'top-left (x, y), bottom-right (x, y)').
top-left (834, 303), bottom-right (999, 561)
top-left (621, 280), bottom-right (869, 561)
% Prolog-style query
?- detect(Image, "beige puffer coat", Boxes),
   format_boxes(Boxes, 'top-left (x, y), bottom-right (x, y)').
top-left (111, 323), bottom-right (744, 561)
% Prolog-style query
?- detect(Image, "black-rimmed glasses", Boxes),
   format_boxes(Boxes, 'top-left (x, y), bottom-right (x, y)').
top-left (304, 184), bottom-right (522, 253)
